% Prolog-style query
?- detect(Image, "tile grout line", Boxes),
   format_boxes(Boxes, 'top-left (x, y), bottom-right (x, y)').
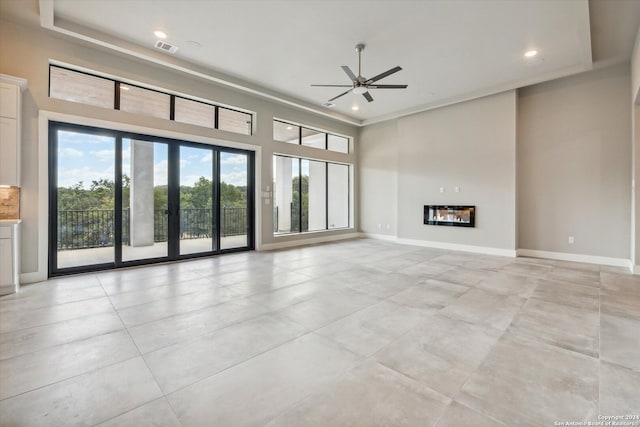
top-left (94, 278), bottom-right (184, 427)
top-left (2, 240), bottom-right (634, 424)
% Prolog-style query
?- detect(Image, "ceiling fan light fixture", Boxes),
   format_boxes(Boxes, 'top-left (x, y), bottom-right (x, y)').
top-left (524, 49), bottom-right (538, 58)
top-left (352, 86), bottom-right (367, 95)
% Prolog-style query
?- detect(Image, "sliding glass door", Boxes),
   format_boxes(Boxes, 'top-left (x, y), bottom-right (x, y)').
top-left (53, 129), bottom-right (117, 269)
top-left (220, 152), bottom-right (249, 249)
top-left (49, 122), bottom-right (254, 276)
top-left (179, 145), bottom-right (216, 256)
top-left (122, 138), bottom-right (169, 262)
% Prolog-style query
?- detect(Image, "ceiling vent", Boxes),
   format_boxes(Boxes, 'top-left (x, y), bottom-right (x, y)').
top-left (154, 40), bottom-right (179, 54)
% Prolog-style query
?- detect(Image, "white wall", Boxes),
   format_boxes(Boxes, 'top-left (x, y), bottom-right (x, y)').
top-left (517, 64), bottom-right (631, 259)
top-left (359, 91), bottom-right (517, 253)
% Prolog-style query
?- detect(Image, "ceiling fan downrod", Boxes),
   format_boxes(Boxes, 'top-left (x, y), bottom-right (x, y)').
top-left (356, 43), bottom-right (364, 80)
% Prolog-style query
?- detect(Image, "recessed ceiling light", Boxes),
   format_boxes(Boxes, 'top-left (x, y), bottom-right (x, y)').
top-left (524, 50), bottom-right (538, 58)
top-left (286, 126), bottom-right (293, 130)
top-left (352, 105), bottom-right (359, 111)
top-left (154, 30), bottom-right (167, 39)
top-left (323, 102), bottom-right (336, 108)
top-left (120, 86), bottom-right (130, 91)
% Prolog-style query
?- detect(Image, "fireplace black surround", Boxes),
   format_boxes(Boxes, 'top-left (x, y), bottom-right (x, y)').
top-left (424, 205), bottom-right (475, 227)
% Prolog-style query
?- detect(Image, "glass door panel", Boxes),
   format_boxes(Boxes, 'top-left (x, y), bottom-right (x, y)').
top-left (328, 163), bottom-right (350, 229)
top-left (121, 139), bottom-right (169, 262)
top-left (273, 156), bottom-right (297, 234)
top-left (301, 159), bottom-right (326, 232)
top-left (55, 129), bottom-right (116, 269)
top-left (220, 152), bottom-right (248, 250)
top-left (179, 146), bottom-right (215, 255)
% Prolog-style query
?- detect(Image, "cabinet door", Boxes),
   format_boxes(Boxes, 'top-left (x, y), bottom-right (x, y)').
top-left (0, 117), bottom-right (18, 185)
top-left (0, 83), bottom-right (18, 119)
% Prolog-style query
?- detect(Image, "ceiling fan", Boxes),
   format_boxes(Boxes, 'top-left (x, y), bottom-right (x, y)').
top-left (311, 43), bottom-right (407, 103)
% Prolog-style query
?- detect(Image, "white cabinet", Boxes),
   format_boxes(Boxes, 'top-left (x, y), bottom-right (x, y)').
top-left (0, 221), bottom-right (20, 296)
top-left (0, 76), bottom-right (26, 187)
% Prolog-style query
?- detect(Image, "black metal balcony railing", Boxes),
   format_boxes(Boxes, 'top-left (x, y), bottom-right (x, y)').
top-left (57, 208), bottom-right (247, 250)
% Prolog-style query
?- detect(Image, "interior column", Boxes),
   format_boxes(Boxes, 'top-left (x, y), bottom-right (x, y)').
top-left (275, 156), bottom-right (292, 232)
top-left (129, 140), bottom-right (154, 247)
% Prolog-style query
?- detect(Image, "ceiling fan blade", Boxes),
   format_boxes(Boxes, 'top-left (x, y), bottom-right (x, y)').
top-left (329, 89), bottom-right (353, 102)
top-left (341, 66), bottom-right (357, 82)
top-left (367, 84), bottom-right (408, 89)
top-left (362, 91), bottom-right (374, 103)
top-left (311, 84), bottom-right (353, 87)
top-left (365, 66), bottom-right (402, 84)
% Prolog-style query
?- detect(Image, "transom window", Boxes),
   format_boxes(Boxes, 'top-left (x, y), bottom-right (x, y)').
top-left (273, 119), bottom-right (349, 153)
top-left (49, 65), bottom-right (253, 136)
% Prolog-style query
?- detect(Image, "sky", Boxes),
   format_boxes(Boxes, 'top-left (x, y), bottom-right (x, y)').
top-left (57, 130), bottom-right (248, 188)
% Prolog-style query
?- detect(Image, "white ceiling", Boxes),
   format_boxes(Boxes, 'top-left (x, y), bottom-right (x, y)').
top-left (24, 1), bottom-right (640, 124)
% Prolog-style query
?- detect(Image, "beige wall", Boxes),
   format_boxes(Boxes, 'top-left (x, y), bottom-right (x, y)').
top-left (358, 121), bottom-right (398, 236)
top-left (360, 64), bottom-right (632, 262)
top-left (631, 27), bottom-right (640, 267)
top-left (0, 17), bottom-right (358, 279)
top-left (632, 27), bottom-right (640, 103)
top-left (359, 91), bottom-right (517, 252)
top-left (518, 64), bottom-right (631, 259)
top-left (635, 104), bottom-right (640, 267)
top-left (396, 91), bottom-right (517, 250)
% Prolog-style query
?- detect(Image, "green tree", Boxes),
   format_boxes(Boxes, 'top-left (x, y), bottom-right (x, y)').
top-left (190, 177), bottom-right (213, 208)
top-left (220, 182), bottom-right (245, 208)
top-left (291, 175), bottom-right (309, 231)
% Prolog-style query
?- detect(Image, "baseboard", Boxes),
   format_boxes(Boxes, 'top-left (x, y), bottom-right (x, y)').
top-left (360, 233), bottom-right (516, 257)
top-left (358, 232), bottom-right (398, 242)
top-left (20, 271), bottom-right (47, 285)
top-left (259, 232), bottom-right (361, 251)
top-left (517, 249), bottom-right (632, 271)
top-left (397, 238), bottom-right (517, 257)
top-left (0, 284), bottom-right (17, 296)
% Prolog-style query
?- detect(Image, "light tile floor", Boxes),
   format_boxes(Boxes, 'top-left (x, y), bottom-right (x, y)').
top-left (0, 238), bottom-right (639, 426)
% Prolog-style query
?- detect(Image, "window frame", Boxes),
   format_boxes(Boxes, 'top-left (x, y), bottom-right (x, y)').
top-left (272, 154), bottom-right (352, 236)
top-left (49, 64), bottom-right (254, 136)
top-left (273, 119), bottom-right (350, 154)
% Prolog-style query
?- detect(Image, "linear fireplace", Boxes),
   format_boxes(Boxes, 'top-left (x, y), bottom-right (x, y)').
top-left (424, 205), bottom-right (475, 227)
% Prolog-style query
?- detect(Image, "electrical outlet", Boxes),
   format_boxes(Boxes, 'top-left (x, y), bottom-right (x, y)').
top-left (378, 223), bottom-right (382, 230)
top-left (455, 186), bottom-right (460, 193)
top-left (440, 187), bottom-right (445, 193)
top-left (568, 236), bottom-right (574, 244)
